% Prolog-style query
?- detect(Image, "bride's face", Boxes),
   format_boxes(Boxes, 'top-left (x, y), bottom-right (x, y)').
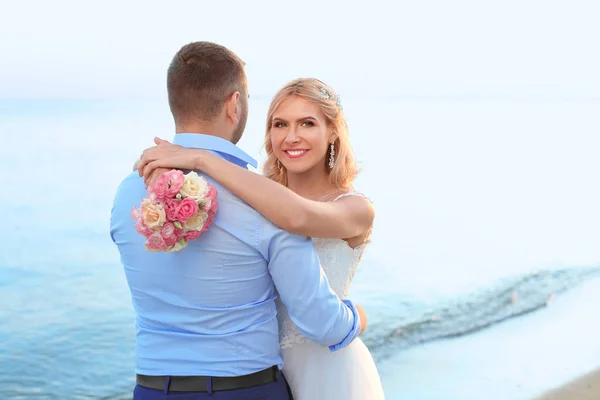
top-left (270, 95), bottom-right (332, 175)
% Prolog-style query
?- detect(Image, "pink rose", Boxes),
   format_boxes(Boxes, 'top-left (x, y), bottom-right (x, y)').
top-left (149, 169), bottom-right (185, 201)
top-left (175, 197), bottom-right (199, 223)
top-left (145, 232), bottom-right (167, 251)
top-left (165, 198), bottom-right (182, 221)
top-left (131, 206), bottom-right (142, 221)
top-left (161, 221), bottom-right (175, 237)
top-left (135, 218), bottom-right (153, 237)
top-left (204, 186), bottom-right (218, 211)
top-left (185, 230), bottom-right (201, 241)
top-left (174, 226), bottom-right (185, 240)
top-left (200, 209), bottom-right (217, 234)
top-left (167, 237), bottom-right (188, 252)
top-left (133, 205), bottom-right (154, 237)
top-left (207, 185), bottom-right (218, 200)
top-left (163, 236), bottom-right (178, 247)
top-left (160, 222), bottom-right (178, 246)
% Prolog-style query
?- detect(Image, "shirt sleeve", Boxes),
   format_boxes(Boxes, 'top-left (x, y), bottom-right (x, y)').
top-left (259, 222), bottom-right (361, 351)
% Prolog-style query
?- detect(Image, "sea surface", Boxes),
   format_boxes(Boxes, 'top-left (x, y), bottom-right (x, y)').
top-left (1, 97), bottom-right (599, 399)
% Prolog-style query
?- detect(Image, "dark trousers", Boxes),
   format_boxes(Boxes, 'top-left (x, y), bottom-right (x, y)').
top-left (133, 374), bottom-right (292, 400)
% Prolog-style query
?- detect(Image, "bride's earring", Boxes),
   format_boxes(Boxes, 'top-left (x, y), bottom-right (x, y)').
top-left (277, 159), bottom-right (281, 169)
top-left (328, 143), bottom-right (335, 169)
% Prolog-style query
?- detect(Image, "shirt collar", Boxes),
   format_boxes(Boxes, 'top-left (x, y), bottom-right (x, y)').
top-left (172, 133), bottom-right (257, 169)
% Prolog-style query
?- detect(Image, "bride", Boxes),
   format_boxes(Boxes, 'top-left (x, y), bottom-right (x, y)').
top-left (137, 78), bottom-right (385, 399)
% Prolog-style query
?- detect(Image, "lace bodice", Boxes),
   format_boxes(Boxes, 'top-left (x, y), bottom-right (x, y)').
top-left (277, 192), bottom-right (369, 349)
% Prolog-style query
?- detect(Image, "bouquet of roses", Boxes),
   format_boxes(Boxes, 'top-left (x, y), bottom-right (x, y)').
top-left (131, 169), bottom-right (218, 252)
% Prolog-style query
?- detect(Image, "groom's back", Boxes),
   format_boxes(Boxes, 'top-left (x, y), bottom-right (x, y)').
top-left (110, 172), bottom-right (280, 376)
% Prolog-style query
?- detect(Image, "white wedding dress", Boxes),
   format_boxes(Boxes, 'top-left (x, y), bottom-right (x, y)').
top-left (276, 193), bottom-right (385, 399)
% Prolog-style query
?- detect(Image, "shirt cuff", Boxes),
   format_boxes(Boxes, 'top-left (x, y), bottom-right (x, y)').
top-left (328, 299), bottom-right (361, 352)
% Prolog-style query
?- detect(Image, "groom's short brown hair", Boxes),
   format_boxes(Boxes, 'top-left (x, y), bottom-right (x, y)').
top-left (167, 41), bottom-right (247, 123)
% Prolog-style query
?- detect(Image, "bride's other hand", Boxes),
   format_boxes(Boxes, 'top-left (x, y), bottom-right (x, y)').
top-left (137, 137), bottom-right (205, 185)
top-left (356, 304), bottom-right (368, 334)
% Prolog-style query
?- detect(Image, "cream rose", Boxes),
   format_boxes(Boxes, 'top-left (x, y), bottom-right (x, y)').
top-left (141, 198), bottom-right (166, 230)
top-left (180, 172), bottom-right (209, 201)
top-left (184, 211), bottom-right (209, 231)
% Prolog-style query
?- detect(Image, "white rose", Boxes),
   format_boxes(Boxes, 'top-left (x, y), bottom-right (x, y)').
top-left (184, 211), bottom-right (209, 231)
top-left (180, 172), bottom-right (209, 201)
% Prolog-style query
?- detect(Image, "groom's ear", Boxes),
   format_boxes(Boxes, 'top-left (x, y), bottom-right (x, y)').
top-left (225, 91), bottom-right (241, 124)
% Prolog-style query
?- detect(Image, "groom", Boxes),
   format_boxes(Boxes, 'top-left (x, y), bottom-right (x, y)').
top-left (110, 42), bottom-right (363, 399)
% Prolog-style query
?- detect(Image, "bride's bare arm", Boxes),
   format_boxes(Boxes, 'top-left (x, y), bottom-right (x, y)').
top-left (138, 139), bottom-right (374, 240)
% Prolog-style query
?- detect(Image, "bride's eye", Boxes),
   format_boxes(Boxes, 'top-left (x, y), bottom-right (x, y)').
top-left (273, 121), bottom-right (287, 128)
top-left (301, 121), bottom-right (314, 127)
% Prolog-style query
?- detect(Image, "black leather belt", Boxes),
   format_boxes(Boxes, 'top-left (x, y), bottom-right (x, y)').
top-left (136, 366), bottom-right (280, 392)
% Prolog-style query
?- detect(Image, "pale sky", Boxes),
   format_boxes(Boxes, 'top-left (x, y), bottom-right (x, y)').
top-left (1, 0), bottom-right (599, 282)
top-left (1, 0), bottom-right (599, 100)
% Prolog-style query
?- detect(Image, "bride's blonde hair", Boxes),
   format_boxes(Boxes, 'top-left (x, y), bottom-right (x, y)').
top-left (263, 78), bottom-right (359, 189)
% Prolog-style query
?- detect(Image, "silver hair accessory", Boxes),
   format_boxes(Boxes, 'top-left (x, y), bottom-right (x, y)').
top-left (320, 87), bottom-right (343, 110)
top-left (328, 143), bottom-right (335, 169)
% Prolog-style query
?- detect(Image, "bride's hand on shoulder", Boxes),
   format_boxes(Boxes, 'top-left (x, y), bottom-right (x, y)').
top-left (137, 137), bottom-right (207, 185)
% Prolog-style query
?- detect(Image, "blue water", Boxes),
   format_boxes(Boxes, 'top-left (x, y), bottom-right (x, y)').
top-left (1, 98), bottom-right (600, 399)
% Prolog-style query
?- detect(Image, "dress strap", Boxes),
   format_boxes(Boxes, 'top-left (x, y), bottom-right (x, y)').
top-left (332, 191), bottom-right (358, 201)
top-left (331, 191), bottom-right (371, 203)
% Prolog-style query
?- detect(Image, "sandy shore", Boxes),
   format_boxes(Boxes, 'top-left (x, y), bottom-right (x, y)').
top-left (535, 368), bottom-right (600, 400)
top-left (377, 277), bottom-right (600, 399)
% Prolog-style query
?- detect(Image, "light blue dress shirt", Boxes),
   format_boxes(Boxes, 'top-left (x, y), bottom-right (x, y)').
top-left (110, 133), bottom-right (360, 376)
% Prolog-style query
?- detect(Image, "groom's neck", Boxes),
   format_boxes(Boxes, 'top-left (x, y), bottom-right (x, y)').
top-left (175, 121), bottom-right (233, 143)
